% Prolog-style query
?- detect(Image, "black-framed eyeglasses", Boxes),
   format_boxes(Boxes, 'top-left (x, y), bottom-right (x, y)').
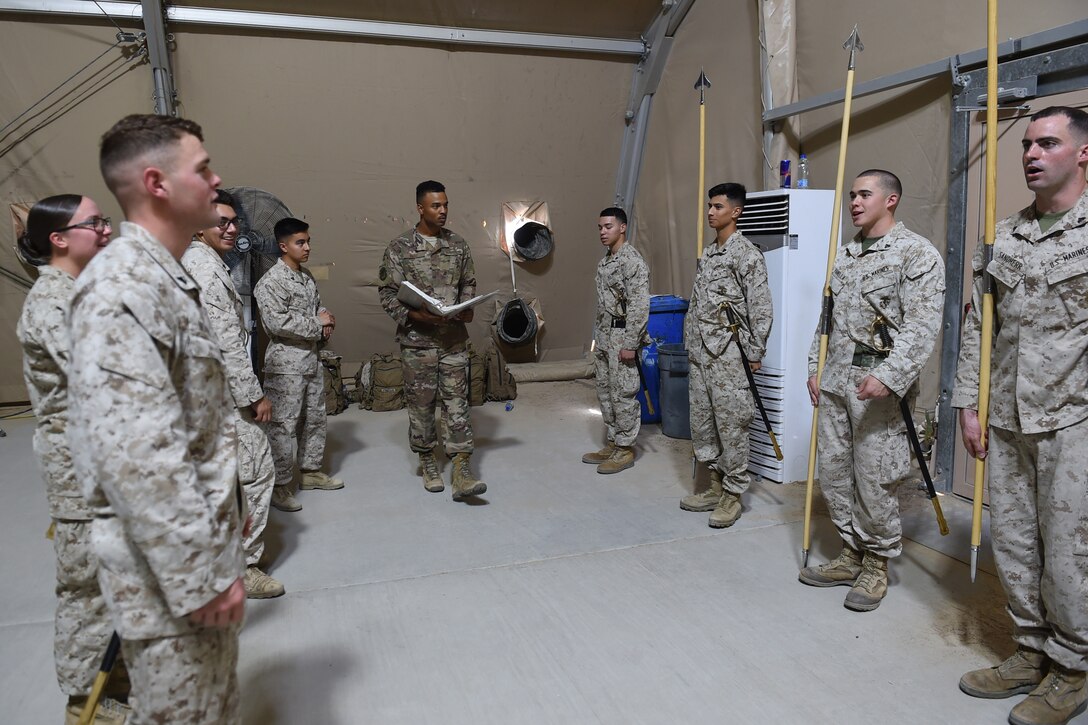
top-left (216, 217), bottom-right (242, 230)
top-left (55, 216), bottom-right (111, 234)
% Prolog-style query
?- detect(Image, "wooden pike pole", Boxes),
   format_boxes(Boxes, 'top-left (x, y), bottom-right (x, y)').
top-left (801, 26), bottom-right (863, 568)
top-left (694, 69), bottom-right (711, 257)
top-left (970, 0), bottom-right (1000, 583)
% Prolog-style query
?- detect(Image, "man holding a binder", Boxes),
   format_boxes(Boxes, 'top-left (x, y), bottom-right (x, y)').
top-left (379, 180), bottom-right (488, 501)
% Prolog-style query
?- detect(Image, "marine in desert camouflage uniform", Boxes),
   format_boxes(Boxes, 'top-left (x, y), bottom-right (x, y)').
top-left (378, 180), bottom-right (486, 500)
top-left (183, 190), bottom-right (283, 599)
top-left (582, 207), bottom-right (650, 474)
top-left (680, 183), bottom-right (773, 530)
top-left (16, 194), bottom-right (129, 723)
top-left (800, 169), bottom-right (944, 613)
top-left (954, 107), bottom-right (1088, 725)
top-left (254, 216), bottom-right (343, 510)
top-left (68, 115), bottom-right (246, 724)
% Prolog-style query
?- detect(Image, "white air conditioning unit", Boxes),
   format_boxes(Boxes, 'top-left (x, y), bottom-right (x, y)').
top-left (736, 189), bottom-right (838, 483)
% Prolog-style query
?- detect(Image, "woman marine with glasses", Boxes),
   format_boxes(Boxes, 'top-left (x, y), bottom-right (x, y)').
top-left (15, 195), bottom-right (131, 722)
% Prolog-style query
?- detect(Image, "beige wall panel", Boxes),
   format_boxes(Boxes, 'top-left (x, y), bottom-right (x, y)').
top-left (0, 18), bottom-right (634, 401)
top-left (792, 0), bottom-right (1087, 409)
top-left (634, 0), bottom-right (764, 299)
top-left (170, 30), bottom-right (631, 365)
top-left (0, 18), bottom-right (149, 402)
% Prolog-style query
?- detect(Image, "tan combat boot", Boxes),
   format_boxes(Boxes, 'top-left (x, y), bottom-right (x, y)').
top-left (271, 485), bottom-right (301, 512)
top-left (419, 451), bottom-right (444, 493)
top-left (66, 696), bottom-right (131, 724)
top-left (680, 468), bottom-right (723, 512)
top-left (708, 491), bottom-right (742, 528)
top-left (300, 470), bottom-right (345, 490)
top-left (798, 546), bottom-right (863, 587)
top-left (1009, 664), bottom-right (1087, 725)
top-left (597, 445), bottom-right (634, 474)
top-left (582, 442), bottom-right (615, 465)
top-left (960, 647), bottom-right (1047, 698)
top-left (451, 453), bottom-right (487, 500)
top-left (844, 551), bottom-right (888, 611)
top-left (244, 565), bottom-right (285, 599)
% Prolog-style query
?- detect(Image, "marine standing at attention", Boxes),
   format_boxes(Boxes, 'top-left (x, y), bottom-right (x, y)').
top-left (582, 206), bottom-right (650, 474)
top-left (680, 183), bottom-right (773, 529)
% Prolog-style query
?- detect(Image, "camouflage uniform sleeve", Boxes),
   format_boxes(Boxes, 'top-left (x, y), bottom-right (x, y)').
top-left (198, 277), bottom-right (263, 408)
top-left (378, 244), bottom-right (410, 327)
top-left (622, 254), bottom-right (650, 350)
top-left (37, 296), bottom-right (71, 373)
top-left (72, 288), bottom-right (239, 617)
top-left (254, 271), bottom-right (322, 342)
top-left (871, 244), bottom-right (946, 397)
top-left (460, 243), bottom-right (477, 301)
top-left (951, 242), bottom-right (985, 410)
top-left (740, 248), bottom-right (773, 361)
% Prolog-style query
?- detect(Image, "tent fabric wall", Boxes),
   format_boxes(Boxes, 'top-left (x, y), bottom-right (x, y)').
top-left (0, 16), bottom-right (633, 401)
top-left (632, 0), bottom-right (765, 300)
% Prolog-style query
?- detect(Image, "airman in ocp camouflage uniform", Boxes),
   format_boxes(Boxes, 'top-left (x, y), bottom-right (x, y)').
top-left (680, 183), bottom-right (773, 529)
top-left (68, 112), bottom-right (246, 725)
top-left (800, 169), bottom-right (944, 613)
top-left (378, 180), bottom-right (486, 500)
top-left (15, 194), bottom-right (129, 723)
top-left (954, 107), bottom-right (1088, 725)
top-left (582, 207), bottom-right (650, 474)
top-left (254, 217), bottom-right (343, 511)
top-left (183, 190), bottom-right (284, 599)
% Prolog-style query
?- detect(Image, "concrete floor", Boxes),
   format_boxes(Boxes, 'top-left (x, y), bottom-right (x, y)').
top-left (0, 380), bottom-right (1074, 724)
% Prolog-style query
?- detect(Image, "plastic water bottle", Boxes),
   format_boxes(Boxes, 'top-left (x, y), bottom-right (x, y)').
top-left (796, 154), bottom-right (810, 188)
top-left (779, 159), bottom-right (791, 188)
top-left (505, 401), bottom-right (514, 412)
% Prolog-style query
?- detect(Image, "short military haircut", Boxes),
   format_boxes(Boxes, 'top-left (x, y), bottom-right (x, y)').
top-left (599, 207), bottom-right (628, 225)
top-left (708, 182), bottom-right (746, 208)
top-left (856, 169), bottom-right (903, 199)
top-left (274, 217), bottom-right (309, 241)
top-left (1030, 105), bottom-right (1088, 142)
top-left (99, 114), bottom-right (204, 194)
top-left (416, 180), bottom-right (446, 203)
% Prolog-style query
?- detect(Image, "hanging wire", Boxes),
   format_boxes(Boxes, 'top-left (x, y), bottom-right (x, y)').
top-left (91, 0), bottom-right (128, 37)
top-left (0, 45), bottom-right (147, 159)
top-left (0, 41), bottom-right (122, 138)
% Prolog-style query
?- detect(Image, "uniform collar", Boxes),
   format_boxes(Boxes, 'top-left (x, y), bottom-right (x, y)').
top-left (120, 221), bottom-right (198, 292)
top-left (847, 221), bottom-right (905, 257)
top-left (36, 264), bottom-right (74, 283)
top-left (412, 227), bottom-right (451, 250)
top-left (1013, 188), bottom-right (1088, 241)
top-left (705, 230), bottom-right (744, 257)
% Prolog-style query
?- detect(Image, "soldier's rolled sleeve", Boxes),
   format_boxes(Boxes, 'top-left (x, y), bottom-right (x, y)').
top-left (951, 246), bottom-right (985, 410)
top-left (870, 248), bottom-right (945, 397)
top-left (623, 261), bottom-right (650, 350)
top-left (378, 247), bottom-right (410, 327)
top-left (201, 285), bottom-right (263, 407)
top-left (459, 248), bottom-right (477, 302)
top-left (76, 309), bottom-right (239, 618)
top-left (254, 279), bottom-right (322, 342)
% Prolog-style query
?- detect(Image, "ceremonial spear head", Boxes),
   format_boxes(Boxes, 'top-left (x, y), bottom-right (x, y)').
top-left (693, 69), bottom-right (711, 104)
top-left (843, 25), bottom-right (864, 70)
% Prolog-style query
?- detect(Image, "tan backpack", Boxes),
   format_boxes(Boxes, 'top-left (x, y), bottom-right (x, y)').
top-left (484, 339), bottom-right (517, 402)
top-left (319, 350), bottom-right (347, 415)
top-left (367, 353), bottom-right (405, 412)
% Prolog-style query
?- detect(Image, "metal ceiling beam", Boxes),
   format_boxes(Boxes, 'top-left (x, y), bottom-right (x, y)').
top-left (763, 17), bottom-right (1088, 123)
top-left (613, 0), bottom-right (696, 237)
top-left (141, 0), bottom-right (176, 115)
top-left (0, 0), bottom-right (647, 56)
